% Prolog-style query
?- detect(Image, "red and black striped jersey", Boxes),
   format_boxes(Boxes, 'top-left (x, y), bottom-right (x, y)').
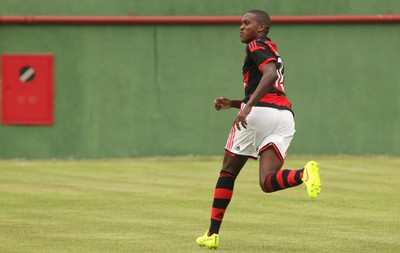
top-left (242, 37), bottom-right (292, 113)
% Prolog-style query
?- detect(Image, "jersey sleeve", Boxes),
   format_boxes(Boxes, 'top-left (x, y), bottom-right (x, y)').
top-left (247, 40), bottom-right (277, 70)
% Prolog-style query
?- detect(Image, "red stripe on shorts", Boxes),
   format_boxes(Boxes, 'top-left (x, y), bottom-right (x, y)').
top-left (226, 126), bottom-right (236, 150)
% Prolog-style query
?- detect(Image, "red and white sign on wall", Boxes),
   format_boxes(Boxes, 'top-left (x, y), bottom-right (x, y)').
top-left (1, 54), bottom-right (54, 125)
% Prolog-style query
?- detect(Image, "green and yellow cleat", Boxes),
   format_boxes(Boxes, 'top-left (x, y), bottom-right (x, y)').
top-left (196, 231), bottom-right (219, 249)
top-left (302, 161), bottom-right (321, 199)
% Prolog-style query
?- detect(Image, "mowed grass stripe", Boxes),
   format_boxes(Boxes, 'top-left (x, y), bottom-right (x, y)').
top-left (0, 156), bottom-right (399, 253)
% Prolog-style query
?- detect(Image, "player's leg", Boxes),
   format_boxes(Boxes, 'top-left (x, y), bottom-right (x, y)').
top-left (255, 108), bottom-right (313, 194)
top-left (258, 145), bottom-right (321, 198)
top-left (209, 152), bottom-right (247, 234)
top-left (259, 145), bottom-right (304, 193)
top-left (196, 152), bottom-right (248, 249)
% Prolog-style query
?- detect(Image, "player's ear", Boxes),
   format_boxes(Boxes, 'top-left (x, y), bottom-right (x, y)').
top-left (258, 23), bottom-right (267, 34)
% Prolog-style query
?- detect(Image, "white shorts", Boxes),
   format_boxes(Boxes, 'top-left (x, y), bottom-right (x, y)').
top-left (225, 106), bottom-right (295, 161)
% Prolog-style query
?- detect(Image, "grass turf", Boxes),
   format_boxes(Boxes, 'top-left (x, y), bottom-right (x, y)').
top-left (0, 156), bottom-right (399, 253)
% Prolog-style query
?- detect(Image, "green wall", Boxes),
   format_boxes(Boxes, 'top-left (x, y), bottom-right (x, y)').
top-left (1, 0), bottom-right (399, 15)
top-left (1, 0), bottom-right (399, 158)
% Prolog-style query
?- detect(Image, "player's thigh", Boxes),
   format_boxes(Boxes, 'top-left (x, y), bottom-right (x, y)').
top-left (221, 152), bottom-right (248, 177)
top-left (257, 109), bottom-right (295, 161)
top-left (258, 146), bottom-right (284, 187)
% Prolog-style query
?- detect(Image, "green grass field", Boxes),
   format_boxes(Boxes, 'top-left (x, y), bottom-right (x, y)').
top-left (0, 156), bottom-right (399, 253)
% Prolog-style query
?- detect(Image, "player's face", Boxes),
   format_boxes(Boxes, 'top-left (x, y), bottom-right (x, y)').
top-left (240, 13), bottom-right (261, 44)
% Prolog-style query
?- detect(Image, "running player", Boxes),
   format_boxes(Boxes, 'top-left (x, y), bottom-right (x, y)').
top-left (196, 10), bottom-right (321, 249)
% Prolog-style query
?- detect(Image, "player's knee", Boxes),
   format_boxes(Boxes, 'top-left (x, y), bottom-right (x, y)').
top-left (259, 181), bottom-right (272, 193)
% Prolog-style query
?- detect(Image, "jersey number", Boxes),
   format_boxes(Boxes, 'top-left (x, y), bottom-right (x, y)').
top-left (274, 57), bottom-right (285, 92)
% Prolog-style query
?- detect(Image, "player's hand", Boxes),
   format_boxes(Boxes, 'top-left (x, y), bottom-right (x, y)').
top-left (214, 97), bottom-right (232, 111)
top-left (233, 105), bottom-right (252, 130)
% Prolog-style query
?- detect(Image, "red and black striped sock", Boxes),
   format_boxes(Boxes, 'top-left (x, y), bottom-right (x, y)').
top-left (264, 169), bottom-right (304, 193)
top-left (208, 170), bottom-right (236, 235)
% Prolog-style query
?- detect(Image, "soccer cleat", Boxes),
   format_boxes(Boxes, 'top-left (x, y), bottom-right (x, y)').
top-left (302, 161), bottom-right (321, 199)
top-left (196, 231), bottom-right (219, 249)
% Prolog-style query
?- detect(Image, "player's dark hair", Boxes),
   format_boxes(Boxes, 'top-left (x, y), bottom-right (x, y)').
top-left (247, 10), bottom-right (271, 34)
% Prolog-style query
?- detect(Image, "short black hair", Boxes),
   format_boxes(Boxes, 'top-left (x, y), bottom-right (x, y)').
top-left (247, 10), bottom-right (271, 28)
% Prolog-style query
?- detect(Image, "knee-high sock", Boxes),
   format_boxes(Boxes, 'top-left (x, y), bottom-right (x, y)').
top-left (208, 170), bottom-right (236, 235)
top-left (264, 169), bottom-right (303, 192)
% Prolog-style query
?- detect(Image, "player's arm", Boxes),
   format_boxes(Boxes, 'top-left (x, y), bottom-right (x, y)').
top-left (245, 61), bottom-right (278, 107)
top-left (214, 97), bottom-right (242, 110)
top-left (233, 62), bottom-right (278, 130)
